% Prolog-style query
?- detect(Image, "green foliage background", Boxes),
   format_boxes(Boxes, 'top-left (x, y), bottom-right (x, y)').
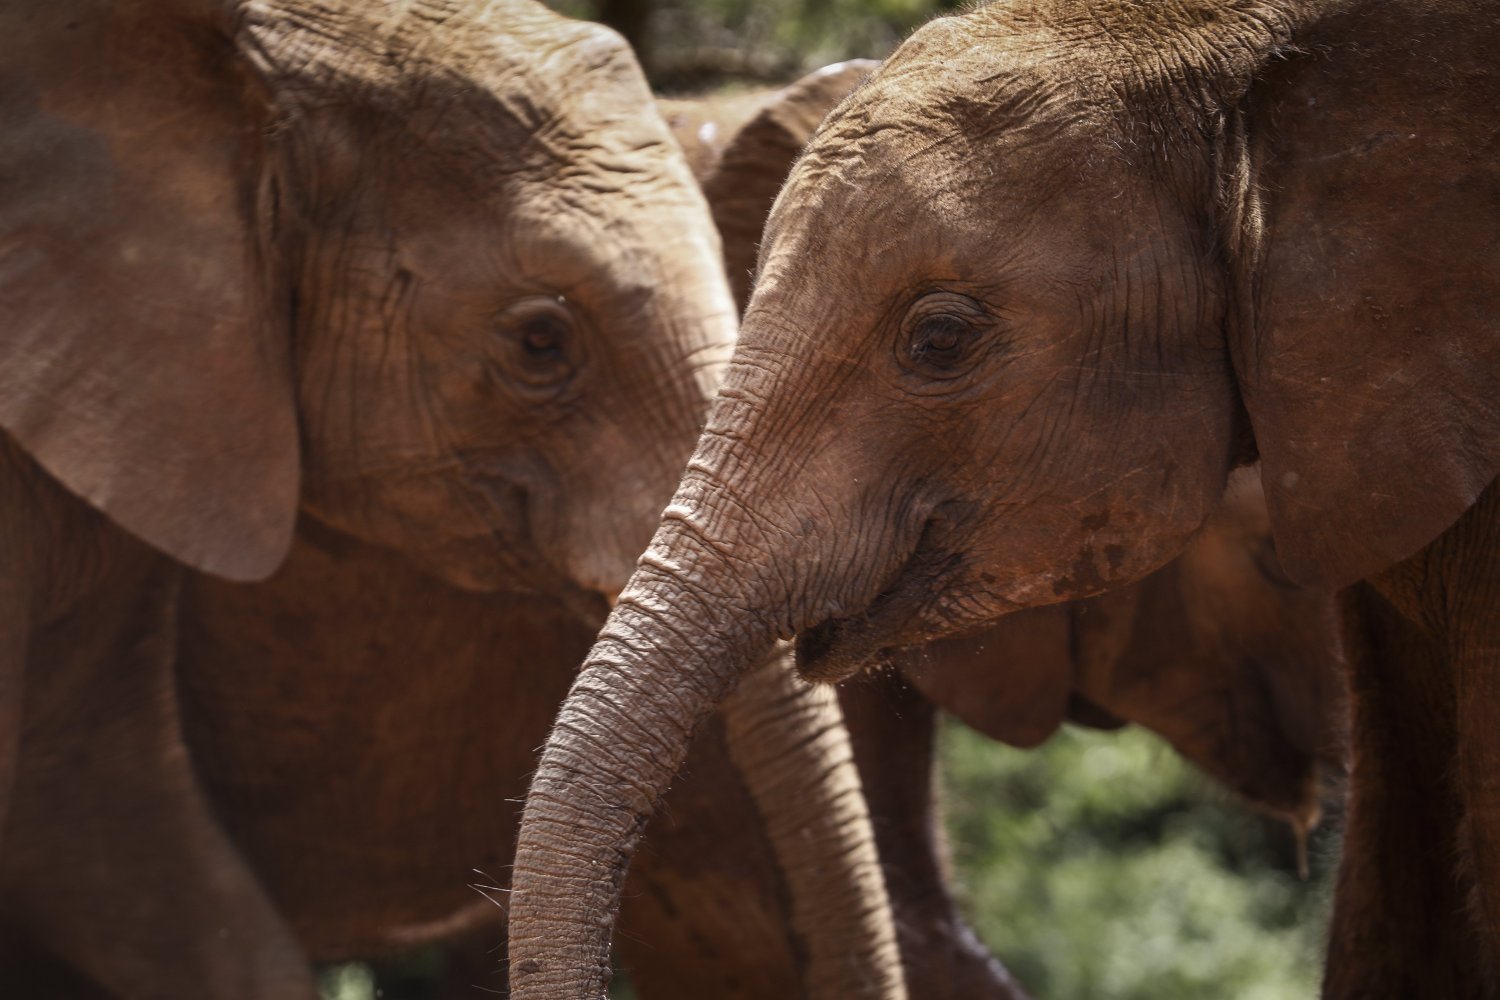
top-left (320, 2), bottom-right (1340, 996)
top-left (941, 722), bottom-right (1337, 1000)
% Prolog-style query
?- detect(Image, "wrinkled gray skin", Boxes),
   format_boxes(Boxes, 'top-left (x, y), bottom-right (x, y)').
top-left (510, 1), bottom-right (1499, 997)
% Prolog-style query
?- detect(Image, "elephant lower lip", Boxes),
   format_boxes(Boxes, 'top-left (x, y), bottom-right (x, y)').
top-left (795, 615), bottom-right (893, 683)
top-left (795, 569), bottom-right (940, 683)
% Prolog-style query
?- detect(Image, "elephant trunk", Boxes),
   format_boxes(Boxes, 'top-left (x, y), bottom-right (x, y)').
top-left (508, 512), bottom-right (906, 998)
top-left (508, 567), bottom-right (728, 997)
top-left (725, 648), bottom-right (907, 999)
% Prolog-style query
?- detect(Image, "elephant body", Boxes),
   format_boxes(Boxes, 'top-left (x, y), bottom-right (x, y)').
top-left (178, 523), bottom-right (585, 963)
top-left (0, 440), bottom-right (311, 997)
top-left (1327, 481), bottom-right (1500, 997)
top-left (510, 1), bottom-right (1496, 996)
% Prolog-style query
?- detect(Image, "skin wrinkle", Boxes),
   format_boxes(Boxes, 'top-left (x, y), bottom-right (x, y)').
top-left (657, 492), bottom-right (760, 575)
top-left (600, 634), bottom-right (709, 734)
top-left (692, 458), bottom-right (803, 551)
top-left (257, 5), bottom-right (689, 226)
top-left (534, 740), bottom-right (663, 827)
top-left (710, 364), bottom-right (866, 532)
top-left (528, 650), bottom-right (738, 899)
top-left (614, 559), bottom-right (753, 647)
top-left (565, 685), bottom-right (697, 782)
top-left (547, 719), bottom-right (668, 810)
top-left (721, 652), bottom-right (905, 998)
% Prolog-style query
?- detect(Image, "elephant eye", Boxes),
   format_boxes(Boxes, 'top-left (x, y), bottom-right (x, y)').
top-left (520, 314), bottom-right (567, 359)
top-left (898, 291), bottom-right (992, 380)
top-left (493, 295), bottom-right (580, 392)
top-left (913, 315), bottom-right (968, 358)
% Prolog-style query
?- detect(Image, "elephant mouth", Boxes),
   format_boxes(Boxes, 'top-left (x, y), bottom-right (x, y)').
top-left (795, 522), bottom-right (965, 683)
top-left (795, 613), bottom-right (906, 684)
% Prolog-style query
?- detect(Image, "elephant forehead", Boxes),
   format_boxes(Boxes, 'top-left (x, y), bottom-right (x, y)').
top-left (260, 2), bottom-right (674, 173)
top-left (752, 148), bottom-right (1147, 327)
top-left (510, 196), bottom-right (729, 312)
top-left (761, 98), bottom-right (1138, 299)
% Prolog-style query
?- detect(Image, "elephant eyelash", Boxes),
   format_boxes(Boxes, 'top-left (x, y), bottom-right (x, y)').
top-left (896, 290), bottom-right (996, 382)
top-left (909, 315), bottom-right (976, 360)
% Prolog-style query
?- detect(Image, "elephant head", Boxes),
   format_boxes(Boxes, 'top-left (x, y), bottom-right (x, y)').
top-left (0, 0), bottom-right (735, 603)
top-left (509, 0), bottom-right (1499, 993)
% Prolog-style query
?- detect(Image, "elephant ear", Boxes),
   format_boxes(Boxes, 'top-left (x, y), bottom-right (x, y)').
top-left (0, 4), bottom-right (298, 580)
top-left (704, 60), bottom-right (879, 307)
top-left (899, 604), bottom-right (1073, 750)
top-left (1234, 2), bottom-right (1500, 590)
top-left (657, 90), bottom-right (769, 185)
top-left (1074, 469), bottom-right (1338, 822)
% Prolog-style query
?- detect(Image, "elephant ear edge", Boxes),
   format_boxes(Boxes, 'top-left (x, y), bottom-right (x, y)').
top-left (900, 603), bottom-right (1075, 750)
top-left (704, 59), bottom-right (880, 308)
top-left (0, 3), bottom-right (299, 581)
top-left (1233, 1), bottom-right (1500, 590)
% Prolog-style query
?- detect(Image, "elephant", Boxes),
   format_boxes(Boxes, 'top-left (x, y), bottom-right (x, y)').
top-left (0, 0), bottom-right (889, 996)
top-left (507, 2), bottom-right (1496, 997)
top-left (671, 62), bottom-right (1345, 998)
top-left (670, 63), bottom-right (1342, 821)
top-left (675, 59), bottom-right (1343, 825)
top-left (42, 22), bottom-right (892, 998)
